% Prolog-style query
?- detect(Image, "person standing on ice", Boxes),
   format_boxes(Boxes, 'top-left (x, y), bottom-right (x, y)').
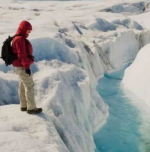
top-left (12, 20), bottom-right (42, 114)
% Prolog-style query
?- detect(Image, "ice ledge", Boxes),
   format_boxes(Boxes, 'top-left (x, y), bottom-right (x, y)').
top-left (0, 104), bottom-right (69, 152)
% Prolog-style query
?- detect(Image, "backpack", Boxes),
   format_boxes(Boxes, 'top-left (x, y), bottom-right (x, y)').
top-left (0, 34), bottom-right (21, 66)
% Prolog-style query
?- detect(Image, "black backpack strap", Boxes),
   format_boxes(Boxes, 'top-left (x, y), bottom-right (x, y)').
top-left (13, 34), bottom-right (22, 38)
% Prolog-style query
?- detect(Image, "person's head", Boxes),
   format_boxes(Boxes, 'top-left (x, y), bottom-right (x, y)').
top-left (16, 20), bottom-right (32, 38)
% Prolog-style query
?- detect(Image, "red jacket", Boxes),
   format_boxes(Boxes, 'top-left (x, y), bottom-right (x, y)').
top-left (12, 21), bottom-right (34, 69)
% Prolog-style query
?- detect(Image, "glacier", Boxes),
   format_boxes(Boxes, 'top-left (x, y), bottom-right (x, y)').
top-left (1, 0), bottom-right (150, 152)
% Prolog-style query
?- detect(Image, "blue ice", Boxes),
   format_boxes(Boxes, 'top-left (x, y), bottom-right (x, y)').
top-left (94, 68), bottom-right (142, 152)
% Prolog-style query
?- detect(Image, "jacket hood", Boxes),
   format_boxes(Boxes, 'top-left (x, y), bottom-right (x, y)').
top-left (15, 20), bottom-right (32, 38)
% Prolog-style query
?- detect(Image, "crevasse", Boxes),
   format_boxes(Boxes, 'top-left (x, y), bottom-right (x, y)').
top-left (0, 29), bottom-right (150, 152)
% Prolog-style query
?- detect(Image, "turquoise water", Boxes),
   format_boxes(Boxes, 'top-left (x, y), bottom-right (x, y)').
top-left (94, 68), bottom-right (142, 152)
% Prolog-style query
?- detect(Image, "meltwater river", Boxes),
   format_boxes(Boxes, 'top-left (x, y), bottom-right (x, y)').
top-left (93, 68), bottom-right (150, 152)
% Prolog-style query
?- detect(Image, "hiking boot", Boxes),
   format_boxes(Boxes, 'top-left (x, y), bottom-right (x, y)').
top-left (21, 107), bottom-right (27, 111)
top-left (27, 108), bottom-right (42, 114)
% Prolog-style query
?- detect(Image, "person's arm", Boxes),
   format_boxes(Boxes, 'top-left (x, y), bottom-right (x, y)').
top-left (15, 37), bottom-right (30, 69)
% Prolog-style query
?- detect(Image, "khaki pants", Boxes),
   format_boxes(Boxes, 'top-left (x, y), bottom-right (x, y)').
top-left (14, 67), bottom-right (36, 110)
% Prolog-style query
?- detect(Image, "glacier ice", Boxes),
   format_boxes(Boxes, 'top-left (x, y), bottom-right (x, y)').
top-left (0, 1), bottom-right (150, 152)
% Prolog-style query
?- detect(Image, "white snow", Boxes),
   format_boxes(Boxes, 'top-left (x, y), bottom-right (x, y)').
top-left (0, 0), bottom-right (150, 152)
top-left (123, 43), bottom-right (150, 107)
